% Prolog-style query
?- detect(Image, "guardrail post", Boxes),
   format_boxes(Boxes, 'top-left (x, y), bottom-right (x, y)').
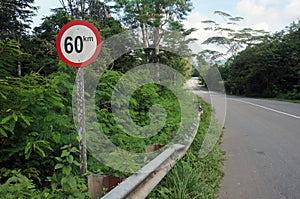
top-left (146, 144), bottom-right (163, 153)
top-left (88, 174), bottom-right (104, 199)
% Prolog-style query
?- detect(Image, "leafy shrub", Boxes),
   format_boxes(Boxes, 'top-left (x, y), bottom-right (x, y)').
top-left (0, 169), bottom-right (42, 199)
top-left (43, 145), bottom-right (90, 199)
top-left (0, 72), bottom-right (77, 185)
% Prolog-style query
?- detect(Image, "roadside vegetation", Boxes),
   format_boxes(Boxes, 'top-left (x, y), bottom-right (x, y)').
top-left (1, 0), bottom-right (298, 198)
top-left (149, 98), bottom-right (223, 199)
top-left (0, 0), bottom-right (222, 198)
top-left (221, 22), bottom-right (300, 100)
top-left (197, 11), bottom-right (300, 100)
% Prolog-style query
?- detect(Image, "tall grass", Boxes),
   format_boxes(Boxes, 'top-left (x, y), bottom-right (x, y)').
top-left (148, 98), bottom-right (224, 199)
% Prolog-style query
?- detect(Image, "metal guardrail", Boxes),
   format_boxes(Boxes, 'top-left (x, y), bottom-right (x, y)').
top-left (102, 144), bottom-right (185, 199)
top-left (101, 112), bottom-right (201, 199)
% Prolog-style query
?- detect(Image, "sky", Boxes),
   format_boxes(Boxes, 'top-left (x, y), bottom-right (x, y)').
top-left (32, 0), bottom-right (300, 49)
top-left (186, 0), bottom-right (300, 42)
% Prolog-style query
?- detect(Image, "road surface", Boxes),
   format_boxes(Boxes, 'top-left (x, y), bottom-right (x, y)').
top-left (187, 78), bottom-right (300, 199)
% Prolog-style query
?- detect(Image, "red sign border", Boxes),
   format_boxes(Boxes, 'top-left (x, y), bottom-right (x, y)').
top-left (56, 20), bottom-right (102, 68)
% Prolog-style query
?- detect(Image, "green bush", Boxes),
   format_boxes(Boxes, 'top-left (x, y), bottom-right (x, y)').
top-left (0, 169), bottom-right (42, 199)
top-left (42, 145), bottom-right (90, 199)
top-left (0, 72), bottom-right (77, 186)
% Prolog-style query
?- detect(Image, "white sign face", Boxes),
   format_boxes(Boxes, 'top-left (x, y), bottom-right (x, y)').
top-left (56, 20), bottom-right (101, 67)
top-left (60, 25), bottom-right (96, 63)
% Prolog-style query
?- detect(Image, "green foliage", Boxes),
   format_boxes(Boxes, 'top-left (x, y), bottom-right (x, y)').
top-left (0, 1), bottom-right (223, 198)
top-left (25, 132), bottom-right (53, 159)
top-left (44, 145), bottom-right (90, 199)
top-left (0, 72), bottom-right (77, 186)
top-left (20, 36), bottom-right (59, 75)
top-left (149, 162), bottom-right (204, 199)
top-left (0, 39), bottom-right (22, 76)
top-left (0, 0), bottom-right (37, 39)
top-left (150, 162), bottom-right (205, 199)
top-left (114, 0), bottom-right (194, 64)
top-left (95, 70), bottom-right (183, 154)
top-left (0, 169), bottom-right (42, 199)
top-left (115, 0), bottom-right (193, 28)
top-left (0, 146), bottom-right (90, 199)
top-left (34, 9), bottom-right (74, 41)
top-left (149, 99), bottom-right (223, 198)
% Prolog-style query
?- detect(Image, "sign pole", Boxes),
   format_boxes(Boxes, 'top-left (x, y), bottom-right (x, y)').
top-left (56, 20), bottom-right (101, 176)
top-left (77, 67), bottom-right (87, 175)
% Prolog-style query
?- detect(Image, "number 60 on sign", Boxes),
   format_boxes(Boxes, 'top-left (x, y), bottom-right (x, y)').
top-left (56, 20), bottom-right (101, 68)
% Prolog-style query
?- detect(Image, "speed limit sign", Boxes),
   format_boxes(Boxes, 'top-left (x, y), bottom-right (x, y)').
top-left (56, 20), bottom-right (101, 67)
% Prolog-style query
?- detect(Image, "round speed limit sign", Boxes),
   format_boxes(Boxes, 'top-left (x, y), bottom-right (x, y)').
top-left (56, 20), bottom-right (101, 67)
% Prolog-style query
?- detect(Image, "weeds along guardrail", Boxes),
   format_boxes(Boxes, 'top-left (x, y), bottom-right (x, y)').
top-left (95, 110), bottom-right (202, 199)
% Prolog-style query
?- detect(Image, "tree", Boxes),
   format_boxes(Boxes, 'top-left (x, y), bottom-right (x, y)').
top-left (29, 9), bottom-right (74, 75)
top-left (109, 0), bottom-right (197, 80)
top-left (0, 0), bottom-right (37, 39)
top-left (115, 0), bottom-right (194, 55)
top-left (0, 0), bottom-right (37, 76)
top-left (200, 11), bottom-right (269, 64)
top-left (58, 0), bottom-right (110, 23)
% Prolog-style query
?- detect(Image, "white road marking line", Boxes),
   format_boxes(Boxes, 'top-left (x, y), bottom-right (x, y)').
top-left (229, 98), bottom-right (300, 120)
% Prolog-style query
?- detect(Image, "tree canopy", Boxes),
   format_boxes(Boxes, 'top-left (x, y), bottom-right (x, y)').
top-left (222, 21), bottom-right (300, 99)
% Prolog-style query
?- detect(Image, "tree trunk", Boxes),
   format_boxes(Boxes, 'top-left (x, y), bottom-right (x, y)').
top-left (79, 0), bottom-right (86, 18)
top-left (154, 2), bottom-right (160, 55)
top-left (103, 3), bottom-right (109, 18)
top-left (18, 62), bottom-right (21, 76)
top-left (141, 23), bottom-right (149, 48)
top-left (136, 3), bottom-right (149, 48)
top-left (154, 27), bottom-right (160, 55)
top-left (154, 2), bottom-right (161, 78)
top-left (67, 0), bottom-right (75, 16)
top-left (17, 37), bottom-right (21, 76)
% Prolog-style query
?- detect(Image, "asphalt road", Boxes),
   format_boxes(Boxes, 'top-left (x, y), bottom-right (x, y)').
top-left (187, 78), bottom-right (300, 199)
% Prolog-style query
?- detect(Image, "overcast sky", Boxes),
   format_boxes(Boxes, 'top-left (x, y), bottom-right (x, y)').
top-left (185, 0), bottom-right (300, 43)
top-left (33, 0), bottom-right (300, 50)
